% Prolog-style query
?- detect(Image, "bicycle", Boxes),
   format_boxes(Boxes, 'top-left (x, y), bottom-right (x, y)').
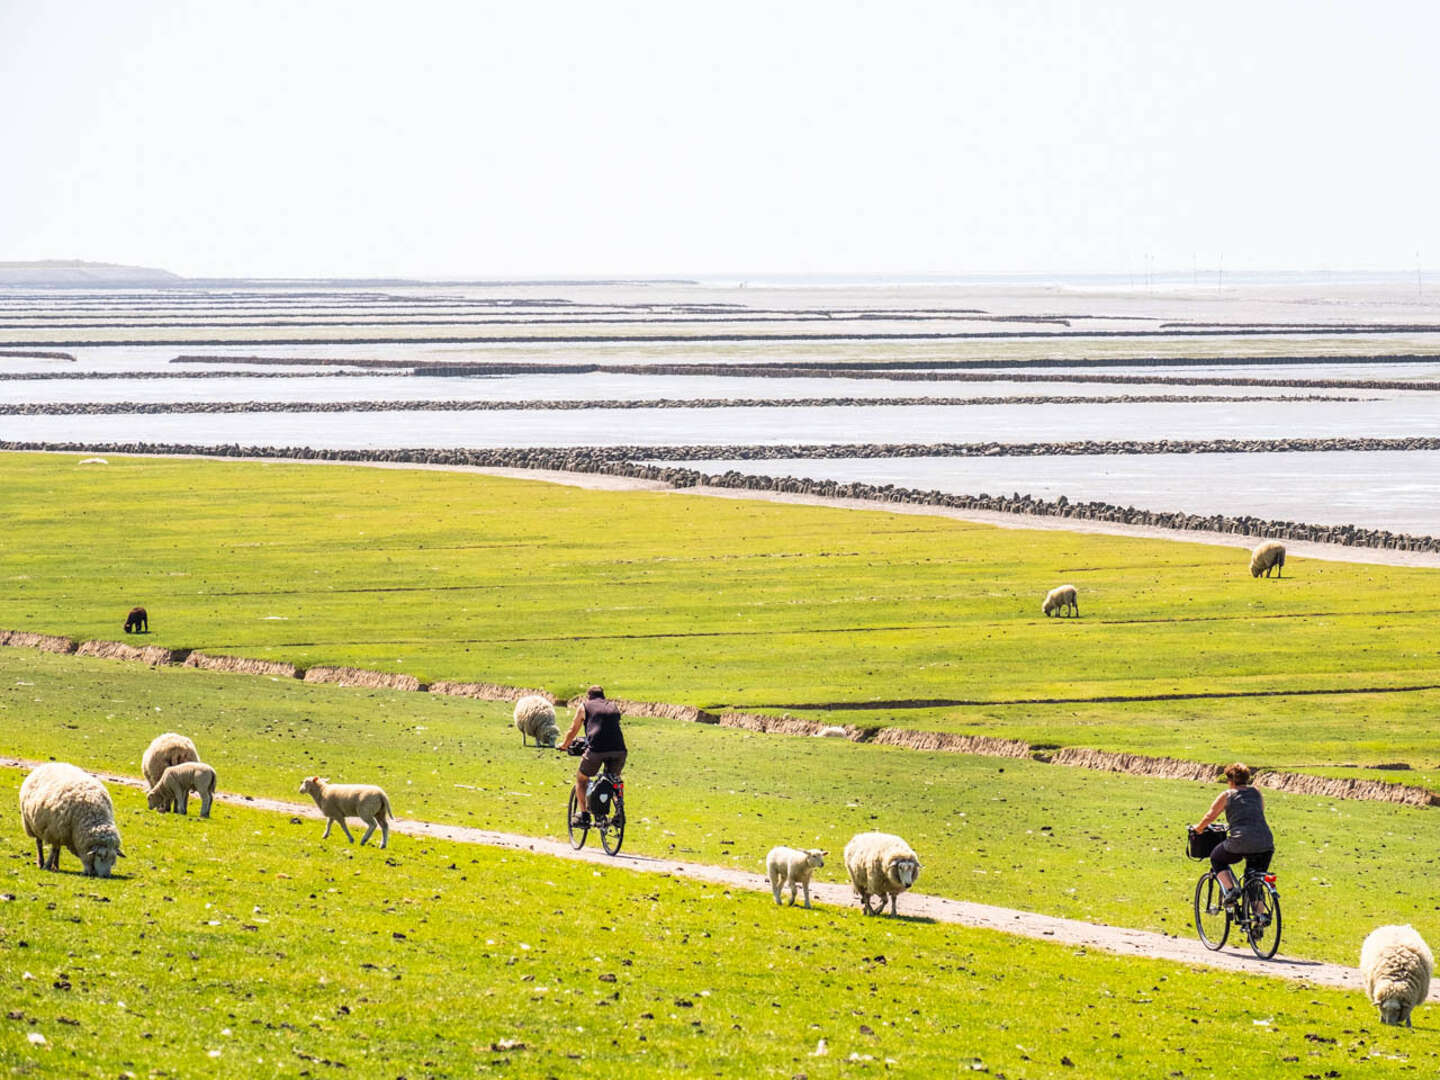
top-left (1187, 825), bottom-right (1282, 959)
top-left (564, 739), bottom-right (626, 856)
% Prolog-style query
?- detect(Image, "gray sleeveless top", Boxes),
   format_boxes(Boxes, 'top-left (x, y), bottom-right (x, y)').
top-left (1224, 786), bottom-right (1273, 853)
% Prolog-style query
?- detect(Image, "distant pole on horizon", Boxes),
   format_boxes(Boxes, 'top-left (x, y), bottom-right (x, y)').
top-left (1217, 255), bottom-right (1224, 295)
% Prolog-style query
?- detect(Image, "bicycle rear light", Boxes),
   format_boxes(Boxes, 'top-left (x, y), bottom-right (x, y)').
top-left (1263, 874), bottom-right (1276, 884)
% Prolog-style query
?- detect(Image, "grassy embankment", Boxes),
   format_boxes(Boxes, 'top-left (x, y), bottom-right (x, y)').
top-left (1, 771), bottom-right (1436, 1079)
top-left (2, 650), bottom-right (1436, 966)
top-left (3, 453), bottom-right (1439, 781)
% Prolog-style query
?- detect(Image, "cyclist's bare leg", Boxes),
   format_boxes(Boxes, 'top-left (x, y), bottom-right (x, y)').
top-left (574, 769), bottom-right (590, 816)
top-left (1216, 868), bottom-right (1237, 894)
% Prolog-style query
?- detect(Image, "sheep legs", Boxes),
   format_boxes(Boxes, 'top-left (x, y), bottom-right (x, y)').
top-left (322, 818), bottom-right (356, 843)
top-left (34, 836), bottom-right (44, 869)
top-left (45, 844), bottom-right (61, 871)
top-left (801, 881), bottom-right (812, 909)
top-left (199, 790), bottom-right (212, 818)
top-left (176, 791), bottom-right (189, 815)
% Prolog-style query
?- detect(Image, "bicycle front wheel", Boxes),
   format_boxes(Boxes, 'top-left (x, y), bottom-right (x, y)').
top-left (1194, 872), bottom-right (1229, 950)
top-left (600, 797), bottom-right (625, 855)
top-left (1245, 882), bottom-right (1282, 959)
top-left (567, 788), bottom-right (588, 850)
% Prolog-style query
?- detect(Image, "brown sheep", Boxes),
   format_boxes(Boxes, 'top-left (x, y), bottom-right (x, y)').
top-left (124, 607), bottom-right (148, 633)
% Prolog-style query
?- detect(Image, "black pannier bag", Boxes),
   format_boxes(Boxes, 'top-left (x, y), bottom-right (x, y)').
top-left (590, 774), bottom-right (619, 814)
top-left (1186, 823), bottom-right (1228, 860)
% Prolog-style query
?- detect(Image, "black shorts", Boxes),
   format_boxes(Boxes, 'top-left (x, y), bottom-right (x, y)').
top-left (578, 748), bottom-right (626, 779)
top-left (1210, 839), bottom-right (1273, 876)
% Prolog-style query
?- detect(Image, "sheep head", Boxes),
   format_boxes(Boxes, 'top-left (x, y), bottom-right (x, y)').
top-left (1378, 997), bottom-right (1414, 1027)
top-left (300, 776), bottom-right (324, 797)
top-left (804, 849), bottom-right (827, 870)
top-left (82, 831), bottom-right (123, 878)
top-left (146, 788), bottom-right (169, 811)
top-left (888, 854), bottom-right (921, 888)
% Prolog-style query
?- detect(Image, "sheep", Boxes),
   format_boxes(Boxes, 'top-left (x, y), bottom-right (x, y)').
top-left (146, 761), bottom-right (218, 817)
top-left (513, 694), bottom-right (559, 748)
top-left (766, 846), bottom-right (827, 908)
top-left (843, 832), bottom-right (921, 916)
top-left (19, 763), bottom-right (125, 877)
top-left (1361, 924), bottom-right (1433, 1027)
top-left (124, 606), bottom-right (148, 633)
top-left (299, 776), bottom-right (394, 848)
top-left (1042, 584), bottom-right (1079, 618)
top-left (813, 726), bottom-right (849, 738)
top-left (141, 732), bottom-right (198, 791)
top-left (1250, 540), bottom-right (1286, 579)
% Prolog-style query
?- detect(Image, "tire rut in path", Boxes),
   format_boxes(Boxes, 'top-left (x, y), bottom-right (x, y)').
top-left (0, 755), bottom-right (1401, 1002)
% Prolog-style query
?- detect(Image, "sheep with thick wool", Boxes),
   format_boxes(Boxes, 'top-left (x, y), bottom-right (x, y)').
top-left (147, 761), bottom-right (218, 817)
top-left (843, 832), bottom-right (921, 916)
top-left (1042, 584), bottom-right (1079, 618)
top-left (142, 732), bottom-right (198, 791)
top-left (1361, 924), bottom-right (1433, 1026)
top-left (766, 846), bottom-right (827, 908)
top-left (1250, 540), bottom-right (1286, 578)
top-left (299, 776), bottom-right (394, 848)
top-left (19, 763), bottom-right (125, 877)
top-left (513, 694), bottom-right (559, 747)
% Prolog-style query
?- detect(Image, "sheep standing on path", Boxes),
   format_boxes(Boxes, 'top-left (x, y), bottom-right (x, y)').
top-left (1250, 541), bottom-right (1286, 578)
top-left (142, 732), bottom-right (198, 791)
top-left (844, 832), bottom-right (921, 916)
top-left (1042, 584), bottom-right (1079, 618)
top-left (147, 761), bottom-right (218, 817)
top-left (1361, 924), bottom-right (1433, 1026)
top-left (299, 776), bottom-right (394, 848)
top-left (19, 763), bottom-right (125, 877)
top-left (513, 695), bottom-right (560, 747)
top-left (766, 846), bottom-right (827, 908)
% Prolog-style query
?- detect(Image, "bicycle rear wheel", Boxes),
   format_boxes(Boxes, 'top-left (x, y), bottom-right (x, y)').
top-left (599, 795), bottom-right (625, 855)
top-left (567, 788), bottom-right (588, 850)
top-left (1245, 881), bottom-right (1281, 959)
top-left (1194, 872), bottom-right (1229, 950)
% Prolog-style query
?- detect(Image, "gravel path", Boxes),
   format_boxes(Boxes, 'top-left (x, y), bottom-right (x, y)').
top-left (2, 756), bottom-right (1401, 1001)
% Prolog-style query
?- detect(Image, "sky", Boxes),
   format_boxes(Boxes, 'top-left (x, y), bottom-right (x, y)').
top-left (2, 0), bottom-right (1437, 279)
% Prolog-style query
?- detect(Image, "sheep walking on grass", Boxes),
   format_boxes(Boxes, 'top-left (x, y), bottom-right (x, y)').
top-left (1361, 924), bottom-right (1433, 1027)
top-left (19, 763), bottom-right (125, 877)
top-left (1042, 584), bottom-right (1079, 618)
top-left (766, 846), bottom-right (827, 908)
top-left (142, 732), bottom-right (198, 791)
top-left (300, 776), bottom-right (394, 848)
top-left (1250, 541), bottom-right (1286, 578)
top-left (513, 694), bottom-right (560, 748)
top-left (147, 761), bottom-right (218, 817)
top-left (843, 832), bottom-right (921, 916)
top-left (124, 606), bottom-right (148, 633)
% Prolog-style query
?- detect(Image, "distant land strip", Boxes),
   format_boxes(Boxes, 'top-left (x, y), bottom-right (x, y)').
top-left (0, 349), bottom-right (75, 360)
top-left (2, 439), bottom-right (1436, 552)
top-left (0, 393), bottom-right (1367, 416)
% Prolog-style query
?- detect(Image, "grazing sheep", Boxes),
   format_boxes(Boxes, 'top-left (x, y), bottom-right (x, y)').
top-left (1042, 584), bottom-right (1079, 618)
top-left (299, 776), bottom-right (394, 848)
top-left (141, 732), bottom-right (198, 791)
top-left (1361, 924), bottom-right (1433, 1027)
top-left (766, 846), bottom-right (827, 908)
top-left (146, 761), bottom-right (218, 817)
top-left (19, 763), bottom-right (124, 877)
top-left (513, 694), bottom-right (560, 747)
top-left (124, 606), bottom-right (148, 633)
top-left (843, 832), bottom-right (921, 916)
top-left (814, 726), bottom-right (849, 738)
top-left (1250, 541), bottom-right (1286, 579)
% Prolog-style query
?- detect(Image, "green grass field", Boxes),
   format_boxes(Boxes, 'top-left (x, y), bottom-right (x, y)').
top-left (3, 452), bottom-right (1439, 779)
top-left (1, 771), bottom-right (1435, 1080)
top-left (2, 649), bottom-right (1437, 966)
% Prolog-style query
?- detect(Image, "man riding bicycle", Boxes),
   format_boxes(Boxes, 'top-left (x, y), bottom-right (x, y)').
top-left (560, 685), bottom-right (626, 829)
top-left (1192, 762), bottom-right (1274, 914)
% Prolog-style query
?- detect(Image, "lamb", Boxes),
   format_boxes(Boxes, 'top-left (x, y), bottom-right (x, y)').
top-left (141, 732), bottom-right (198, 791)
top-left (513, 694), bottom-right (559, 747)
top-left (766, 846), bottom-right (827, 908)
top-left (814, 726), bottom-right (849, 738)
top-left (124, 606), bottom-right (148, 633)
top-left (146, 761), bottom-right (218, 818)
top-left (1361, 924), bottom-right (1433, 1026)
top-left (299, 776), bottom-right (394, 848)
top-left (19, 763), bottom-right (125, 877)
top-left (1042, 584), bottom-right (1079, 618)
top-left (843, 832), bottom-right (921, 916)
top-left (1250, 540), bottom-right (1286, 578)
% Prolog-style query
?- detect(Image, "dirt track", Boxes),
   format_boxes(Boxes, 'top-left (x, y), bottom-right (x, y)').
top-left (3, 755), bottom-right (1414, 1003)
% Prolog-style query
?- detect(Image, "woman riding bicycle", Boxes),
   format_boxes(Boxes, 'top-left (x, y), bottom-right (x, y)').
top-left (1192, 762), bottom-right (1274, 912)
top-left (560, 685), bottom-right (626, 829)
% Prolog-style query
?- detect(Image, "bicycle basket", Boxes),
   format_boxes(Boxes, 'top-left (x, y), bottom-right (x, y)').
top-left (1186, 823), bottom-right (1228, 860)
top-left (566, 738), bottom-right (589, 757)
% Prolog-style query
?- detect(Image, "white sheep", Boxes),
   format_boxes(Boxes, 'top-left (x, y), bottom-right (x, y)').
top-left (843, 832), bottom-right (921, 916)
top-left (1042, 584), bottom-right (1079, 618)
top-left (146, 761), bottom-right (218, 817)
top-left (513, 694), bottom-right (559, 747)
top-left (1250, 540), bottom-right (1286, 578)
top-left (19, 763), bottom-right (125, 877)
top-left (766, 846), bottom-right (827, 908)
top-left (813, 726), bottom-right (849, 738)
top-left (142, 732), bottom-right (199, 791)
top-left (1361, 924), bottom-right (1433, 1026)
top-left (299, 776), bottom-right (394, 848)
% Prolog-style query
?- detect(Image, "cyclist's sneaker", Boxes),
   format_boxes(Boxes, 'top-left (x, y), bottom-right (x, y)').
top-left (570, 812), bottom-right (591, 828)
